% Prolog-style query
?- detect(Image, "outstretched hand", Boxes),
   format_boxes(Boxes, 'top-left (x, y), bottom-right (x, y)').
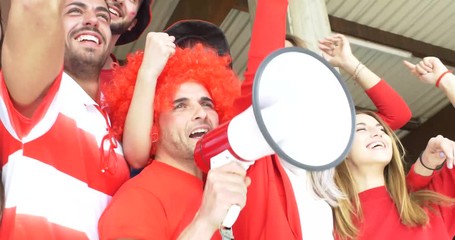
top-left (318, 34), bottom-right (356, 69)
top-left (421, 135), bottom-right (455, 170)
top-left (403, 57), bottom-right (449, 86)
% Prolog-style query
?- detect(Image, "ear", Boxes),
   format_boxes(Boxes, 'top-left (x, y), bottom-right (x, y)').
top-left (128, 19), bottom-right (138, 31)
top-left (151, 125), bottom-right (160, 143)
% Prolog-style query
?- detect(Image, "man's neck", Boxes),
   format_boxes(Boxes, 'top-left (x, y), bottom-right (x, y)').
top-left (155, 151), bottom-right (203, 180)
top-left (103, 34), bottom-right (121, 70)
top-left (65, 70), bottom-right (100, 102)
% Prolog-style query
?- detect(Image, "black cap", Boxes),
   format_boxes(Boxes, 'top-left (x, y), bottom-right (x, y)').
top-left (164, 20), bottom-right (230, 57)
top-left (116, 0), bottom-right (152, 45)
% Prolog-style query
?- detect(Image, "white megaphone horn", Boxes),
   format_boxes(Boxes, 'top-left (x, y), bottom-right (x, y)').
top-left (194, 47), bottom-right (355, 228)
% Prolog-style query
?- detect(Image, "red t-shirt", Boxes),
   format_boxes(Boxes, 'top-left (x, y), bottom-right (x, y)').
top-left (345, 186), bottom-right (455, 240)
top-left (98, 161), bottom-right (221, 240)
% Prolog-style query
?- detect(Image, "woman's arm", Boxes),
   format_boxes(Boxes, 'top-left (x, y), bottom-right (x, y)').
top-left (406, 135), bottom-right (455, 192)
top-left (234, 0), bottom-right (288, 114)
top-left (319, 34), bottom-right (412, 130)
top-left (122, 33), bottom-right (175, 169)
top-left (404, 57), bottom-right (455, 108)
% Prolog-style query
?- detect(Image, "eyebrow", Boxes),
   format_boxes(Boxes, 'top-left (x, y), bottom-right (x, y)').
top-left (96, 5), bottom-right (110, 16)
top-left (65, 2), bottom-right (110, 15)
top-left (200, 97), bottom-right (214, 103)
top-left (173, 97), bottom-right (214, 104)
top-left (173, 98), bottom-right (188, 105)
top-left (356, 122), bottom-right (383, 127)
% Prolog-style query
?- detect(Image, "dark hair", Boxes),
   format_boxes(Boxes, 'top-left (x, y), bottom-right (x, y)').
top-left (285, 34), bottom-right (307, 49)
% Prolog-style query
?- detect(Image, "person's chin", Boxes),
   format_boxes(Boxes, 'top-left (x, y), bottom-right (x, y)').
top-left (373, 154), bottom-right (392, 165)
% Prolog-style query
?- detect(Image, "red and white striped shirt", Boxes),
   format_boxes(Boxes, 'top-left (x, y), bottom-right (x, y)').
top-left (0, 71), bottom-right (129, 240)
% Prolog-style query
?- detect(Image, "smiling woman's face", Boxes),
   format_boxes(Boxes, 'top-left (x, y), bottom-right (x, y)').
top-left (347, 113), bottom-right (393, 169)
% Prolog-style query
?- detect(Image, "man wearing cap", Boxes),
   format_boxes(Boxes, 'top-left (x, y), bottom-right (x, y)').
top-left (98, 21), bottom-right (247, 239)
top-left (0, 0), bottom-right (129, 239)
top-left (100, 0), bottom-right (152, 87)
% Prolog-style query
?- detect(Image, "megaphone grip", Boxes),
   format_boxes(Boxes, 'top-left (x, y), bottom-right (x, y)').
top-left (222, 204), bottom-right (241, 228)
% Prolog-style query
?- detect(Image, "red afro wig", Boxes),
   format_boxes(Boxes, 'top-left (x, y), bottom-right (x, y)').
top-left (104, 43), bottom-right (241, 154)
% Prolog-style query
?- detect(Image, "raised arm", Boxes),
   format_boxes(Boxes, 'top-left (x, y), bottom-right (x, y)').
top-left (234, 0), bottom-right (288, 114)
top-left (122, 32), bottom-right (175, 169)
top-left (406, 135), bottom-right (455, 191)
top-left (319, 34), bottom-right (412, 130)
top-left (404, 58), bottom-right (455, 190)
top-left (404, 57), bottom-right (455, 108)
top-left (2, 0), bottom-right (64, 109)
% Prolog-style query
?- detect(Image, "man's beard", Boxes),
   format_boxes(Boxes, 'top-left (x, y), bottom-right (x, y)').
top-left (110, 21), bottom-right (132, 35)
top-left (158, 131), bottom-right (196, 162)
top-left (64, 46), bottom-right (105, 80)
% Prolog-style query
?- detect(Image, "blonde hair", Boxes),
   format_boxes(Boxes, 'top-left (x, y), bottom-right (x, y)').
top-left (334, 110), bottom-right (455, 239)
top-left (309, 168), bottom-right (344, 207)
top-left (284, 33), bottom-right (343, 206)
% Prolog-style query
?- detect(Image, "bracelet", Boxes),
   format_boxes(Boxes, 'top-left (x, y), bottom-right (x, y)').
top-left (418, 151), bottom-right (445, 171)
top-left (353, 62), bottom-right (365, 82)
top-left (435, 70), bottom-right (453, 88)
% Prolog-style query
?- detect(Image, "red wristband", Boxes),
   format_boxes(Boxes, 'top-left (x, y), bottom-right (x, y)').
top-left (435, 70), bottom-right (453, 88)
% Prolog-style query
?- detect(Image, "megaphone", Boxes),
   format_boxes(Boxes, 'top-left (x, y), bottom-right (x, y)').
top-left (194, 47), bottom-right (355, 228)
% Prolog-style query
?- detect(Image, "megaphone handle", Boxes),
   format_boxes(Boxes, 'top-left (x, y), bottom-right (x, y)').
top-left (210, 151), bottom-right (252, 232)
top-left (222, 204), bottom-right (241, 228)
top-left (219, 205), bottom-right (240, 240)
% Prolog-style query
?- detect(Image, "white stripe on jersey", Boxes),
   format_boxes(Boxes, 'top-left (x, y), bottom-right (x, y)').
top-left (57, 74), bottom-right (123, 155)
top-left (4, 150), bottom-right (111, 240)
top-left (0, 93), bottom-right (20, 140)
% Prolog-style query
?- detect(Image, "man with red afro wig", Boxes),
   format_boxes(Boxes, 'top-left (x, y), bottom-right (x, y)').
top-left (99, 22), bottom-right (247, 239)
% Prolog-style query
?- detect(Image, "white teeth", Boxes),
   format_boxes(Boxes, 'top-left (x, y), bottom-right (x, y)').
top-left (368, 141), bottom-right (385, 149)
top-left (109, 8), bottom-right (119, 17)
top-left (76, 35), bottom-right (100, 44)
top-left (191, 129), bottom-right (208, 135)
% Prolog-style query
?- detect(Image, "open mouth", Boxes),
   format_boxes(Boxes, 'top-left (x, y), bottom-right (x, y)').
top-left (108, 7), bottom-right (122, 18)
top-left (367, 141), bottom-right (385, 149)
top-left (189, 128), bottom-right (209, 139)
top-left (75, 34), bottom-right (101, 45)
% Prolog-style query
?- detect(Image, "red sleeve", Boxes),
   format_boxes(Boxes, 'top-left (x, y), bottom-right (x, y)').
top-left (365, 79), bottom-right (412, 130)
top-left (426, 166), bottom-right (455, 232)
top-left (0, 69), bottom-right (63, 137)
top-left (423, 166), bottom-right (455, 197)
top-left (233, 0), bottom-right (288, 115)
top-left (405, 161), bottom-right (455, 233)
top-left (404, 160), bottom-right (455, 235)
top-left (98, 187), bottom-right (169, 240)
top-left (405, 163), bottom-right (436, 191)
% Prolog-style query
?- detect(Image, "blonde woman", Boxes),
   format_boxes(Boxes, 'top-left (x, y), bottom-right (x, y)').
top-left (334, 110), bottom-right (455, 240)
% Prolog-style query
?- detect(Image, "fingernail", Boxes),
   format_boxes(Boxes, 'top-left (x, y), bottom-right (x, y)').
top-left (440, 152), bottom-right (446, 158)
